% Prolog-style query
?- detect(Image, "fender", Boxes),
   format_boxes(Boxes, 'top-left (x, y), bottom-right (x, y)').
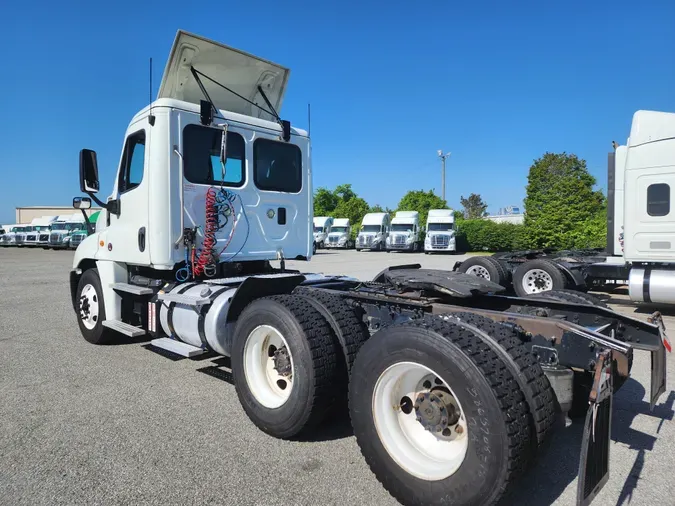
top-left (554, 261), bottom-right (588, 289)
top-left (226, 274), bottom-right (306, 322)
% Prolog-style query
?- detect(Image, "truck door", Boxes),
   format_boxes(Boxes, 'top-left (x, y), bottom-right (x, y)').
top-left (99, 127), bottom-right (151, 265)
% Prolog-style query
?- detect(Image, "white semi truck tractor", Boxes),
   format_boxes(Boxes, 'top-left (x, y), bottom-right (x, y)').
top-left (356, 212), bottom-right (389, 251)
top-left (69, 30), bottom-right (671, 506)
top-left (424, 209), bottom-right (456, 253)
top-left (324, 217), bottom-right (353, 249)
top-left (312, 216), bottom-right (332, 248)
top-left (386, 210), bottom-right (422, 251)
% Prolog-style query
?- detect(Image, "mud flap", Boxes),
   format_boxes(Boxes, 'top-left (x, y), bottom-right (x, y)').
top-left (576, 352), bottom-right (613, 506)
top-left (648, 312), bottom-right (670, 410)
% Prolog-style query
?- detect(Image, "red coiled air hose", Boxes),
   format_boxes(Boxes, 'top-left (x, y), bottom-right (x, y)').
top-left (193, 187), bottom-right (218, 277)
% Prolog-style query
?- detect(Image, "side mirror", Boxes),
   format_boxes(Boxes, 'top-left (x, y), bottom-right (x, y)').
top-left (79, 149), bottom-right (100, 193)
top-left (73, 197), bottom-right (92, 209)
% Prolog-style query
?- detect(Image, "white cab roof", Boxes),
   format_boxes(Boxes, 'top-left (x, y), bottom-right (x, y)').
top-left (313, 216), bottom-right (332, 226)
top-left (31, 216), bottom-right (57, 226)
top-left (392, 211), bottom-right (419, 223)
top-left (333, 218), bottom-right (350, 227)
top-left (628, 110), bottom-right (675, 147)
top-left (361, 212), bottom-right (388, 225)
top-left (427, 209), bottom-right (454, 219)
top-left (159, 30), bottom-right (290, 122)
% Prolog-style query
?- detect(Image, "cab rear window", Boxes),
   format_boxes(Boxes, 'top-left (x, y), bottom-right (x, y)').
top-left (254, 138), bottom-right (302, 193)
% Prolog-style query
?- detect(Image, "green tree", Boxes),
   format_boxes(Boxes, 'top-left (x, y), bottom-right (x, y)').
top-left (460, 193), bottom-right (488, 219)
top-left (313, 187), bottom-right (339, 217)
top-left (523, 152), bottom-right (606, 249)
top-left (334, 183), bottom-right (357, 202)
top-left (396, 190), bottom-right (448, 226)
top-left (369, 204), bottom-right (384, 213)
top-left (453, 210), bottom-right (465, 222)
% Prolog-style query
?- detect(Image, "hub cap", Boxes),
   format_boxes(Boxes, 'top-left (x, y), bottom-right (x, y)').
top-left (522, 268), bottom-right (553, 293)
top-left (79, 283), bottom-right (99, 330)
top-left (372, 362), bottom-right (469, 481)
top-left (465, 265), bottom-right (490, 279)
top-left (243, 325), bottom-right (294, 408)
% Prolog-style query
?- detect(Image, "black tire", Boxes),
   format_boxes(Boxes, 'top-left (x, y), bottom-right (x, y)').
top-left (458, 256), bottom-right (509, 286)
top-left (349, 317), bottom-right (532, 506)
top-left (448, 312), bottom-right (556, 449)
top-left (513, 259), bottom-right (567, 297)
top-left (526, 289), bottom-right (608, 309)
top-left (75, 268), bottom-right (115, 345)
top-left (232, 295), bottom-right (339, 439)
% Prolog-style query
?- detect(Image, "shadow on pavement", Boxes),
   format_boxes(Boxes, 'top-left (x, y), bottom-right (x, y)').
top-left (500, 379), bottom-right (675, 506)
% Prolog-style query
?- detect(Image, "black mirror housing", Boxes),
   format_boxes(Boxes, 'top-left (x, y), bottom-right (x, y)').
top-left (80, 149), bottom-right (100, 193)
top-left (73, 197), bottom-right (92, 210)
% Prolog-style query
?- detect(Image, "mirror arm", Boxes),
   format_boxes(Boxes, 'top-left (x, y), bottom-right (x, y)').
top-left (85, 192), bottom-right (120, 216)
top-left (79, 209), bottom-right (95, 235)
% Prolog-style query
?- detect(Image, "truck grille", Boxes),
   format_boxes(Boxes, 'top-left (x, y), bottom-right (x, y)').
top-left (39, 234), bottom-right (49, 242)
top-left (432, 235), bottom-right (450, 247)
top-left (71, 234), bottom-right (85, 246)
top-left (328, 236), bottom-right (339, 244)
top-left (49, 233), bottom-right (62, 245)
top-left (393, 235), bottom-right (406, 246)
top-left (26, 234), bottom-right (36, 241)
top-left (359, 235), bottom-right (373, 246)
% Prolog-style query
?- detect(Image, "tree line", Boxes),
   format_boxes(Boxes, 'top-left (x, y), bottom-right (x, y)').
top-left (313, 152), bottom-right (607, 252)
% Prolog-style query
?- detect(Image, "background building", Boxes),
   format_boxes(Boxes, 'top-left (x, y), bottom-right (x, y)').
top-left (485, 206), bottom-right (525, 225)
top-left (16, 206), bottom-right (102, 224)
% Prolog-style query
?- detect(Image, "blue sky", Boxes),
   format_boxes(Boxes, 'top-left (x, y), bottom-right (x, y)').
top-left (1, 0), bottom-right (674, 224)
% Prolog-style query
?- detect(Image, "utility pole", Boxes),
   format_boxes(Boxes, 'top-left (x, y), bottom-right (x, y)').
top-left (437, 150), bottom-right (451, 202)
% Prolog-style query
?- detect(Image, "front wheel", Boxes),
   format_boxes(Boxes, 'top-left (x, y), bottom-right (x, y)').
top-left (75, 268), bottom-right (114, 345)
top-left (349, 318), bottom-right (531, 506)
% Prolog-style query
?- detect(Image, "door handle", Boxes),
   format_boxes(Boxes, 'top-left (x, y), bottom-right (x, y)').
top-left (138, 227), bottom-right (146, 252)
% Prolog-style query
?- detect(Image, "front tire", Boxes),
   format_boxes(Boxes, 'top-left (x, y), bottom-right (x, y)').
top-left (349, 318), bottom-right (531, 506)
top-left (232, 295), bottom-right (339, 439)
top-left (75, 268), bottom-right (114, 345)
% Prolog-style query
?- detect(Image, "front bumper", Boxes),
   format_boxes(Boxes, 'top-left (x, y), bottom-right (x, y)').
top-left (386, 242), bottom-right (415, 251)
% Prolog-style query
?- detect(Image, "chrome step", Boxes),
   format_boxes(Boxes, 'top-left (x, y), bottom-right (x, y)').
top-left (102, 319), bottom-right (146, 337)
top-left (150, 337), bottom-right (206, 358)
top-left (156, 292), bottom-right (211, 306)
top-left (111, 283), bottom-right (154, 296)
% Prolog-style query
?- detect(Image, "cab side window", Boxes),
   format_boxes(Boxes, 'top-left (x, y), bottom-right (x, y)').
top-left (119, 130), bottom-right (146, 193)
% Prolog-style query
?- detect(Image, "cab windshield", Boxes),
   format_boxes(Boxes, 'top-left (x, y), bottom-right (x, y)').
top-left (331, 226), bottom-right (348, 233)
top-left (427, 223), bottom-right (454, 232)
top-left (51, 223), bottom-right (72, 231)
top-left (391, 223), bottom-right (413, 232)
top-left (361, 225), bottom-right (380, 233)
top-left (313, 226), bottom-right (324, 233)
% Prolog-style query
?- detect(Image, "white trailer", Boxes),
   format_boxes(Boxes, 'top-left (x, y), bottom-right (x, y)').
top-left (324, 217), bottom-right (353, 249)
top-left (356, 212), bottom-right (389, 251)
top-left (312, 216), bottom-right (333, 248)
top-left (424, 209), bottom-right (456, 253)
top-left (67, 30), bottom-right (670, 506)
top-left (386, 210), bottom-right (422, 251)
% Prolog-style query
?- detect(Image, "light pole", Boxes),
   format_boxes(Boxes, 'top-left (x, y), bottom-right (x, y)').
top-left (437, 150), bottom-right (451, 202)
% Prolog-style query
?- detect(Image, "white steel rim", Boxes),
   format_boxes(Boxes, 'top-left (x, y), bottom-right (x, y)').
top-left (466, 265), bottom-right (490, 280)
top-left (243, 325), bottom-right (294, 409)
top-left (79, 283), bottom-right (99, 330)
top-left (522, 268), bottom-right (553, 293)
top-left (372, 362), bottom-right (469, 481)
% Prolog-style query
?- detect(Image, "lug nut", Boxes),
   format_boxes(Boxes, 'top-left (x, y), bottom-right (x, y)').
top-left (455, 425), bottom-right (464, 434)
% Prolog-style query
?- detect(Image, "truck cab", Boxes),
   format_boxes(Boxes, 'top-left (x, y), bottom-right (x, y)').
top-left (424, 209), bottom-right (456, 253)
top-left (24, 217), bottom-right (56, 247)
top-left (49, 214), bottom-right (88, 249)
top-left (313, 216), bottom-right (333, 249)
top-left (356, 212), bottom-right (389, 251)
top-left (386, 211), bottom-right (421, 252)
top-left (324, 218), bottom-right (353, 249)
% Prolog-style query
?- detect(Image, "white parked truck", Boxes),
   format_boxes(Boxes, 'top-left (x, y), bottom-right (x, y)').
top-left (0, 224), bottom-right (20, 246)
top-left (424, 209), bottom-right (456, 253)
top-left (48, 214), bottom-right (88, 249)
top-left (68, 30), bottom-right (670, 506)
top-left (386, 210), bottom-right (422, 251)
top-left (457, 110), bottom-right (675, 305)
top-left (356, 212), bottom-right (389, 251)
top-left (24, 217), bottom-right (57, 247)
top-left (312, 216), bottom-right (333, 248)
top-left (324, 218), bottom-right (353, 249)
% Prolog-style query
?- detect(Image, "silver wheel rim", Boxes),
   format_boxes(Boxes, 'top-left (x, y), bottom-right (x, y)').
top-left (522, 268), bottom-right (553, 293)
top-left (79, 283), bottom-right (99, 330)
top-left (372, 361), bottom-right (469, 481)
top-left (243, 325), bottom-right (294, 408)
top-left (465, 265), bottom-right (490, 280)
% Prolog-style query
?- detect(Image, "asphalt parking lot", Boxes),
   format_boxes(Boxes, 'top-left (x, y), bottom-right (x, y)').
top-left (1, 247), bottom-right (674, 506)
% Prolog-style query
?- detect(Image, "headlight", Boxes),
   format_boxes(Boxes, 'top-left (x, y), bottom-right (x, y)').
top-left (406, 236), bottom-right (413, 243)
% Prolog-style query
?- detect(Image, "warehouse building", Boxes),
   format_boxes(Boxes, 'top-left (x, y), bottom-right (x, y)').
top-left (15, 206), bottom-right (101, 224)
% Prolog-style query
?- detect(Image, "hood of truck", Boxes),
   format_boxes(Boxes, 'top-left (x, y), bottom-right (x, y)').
top-left (158, 30), bottom-right (290, 122)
